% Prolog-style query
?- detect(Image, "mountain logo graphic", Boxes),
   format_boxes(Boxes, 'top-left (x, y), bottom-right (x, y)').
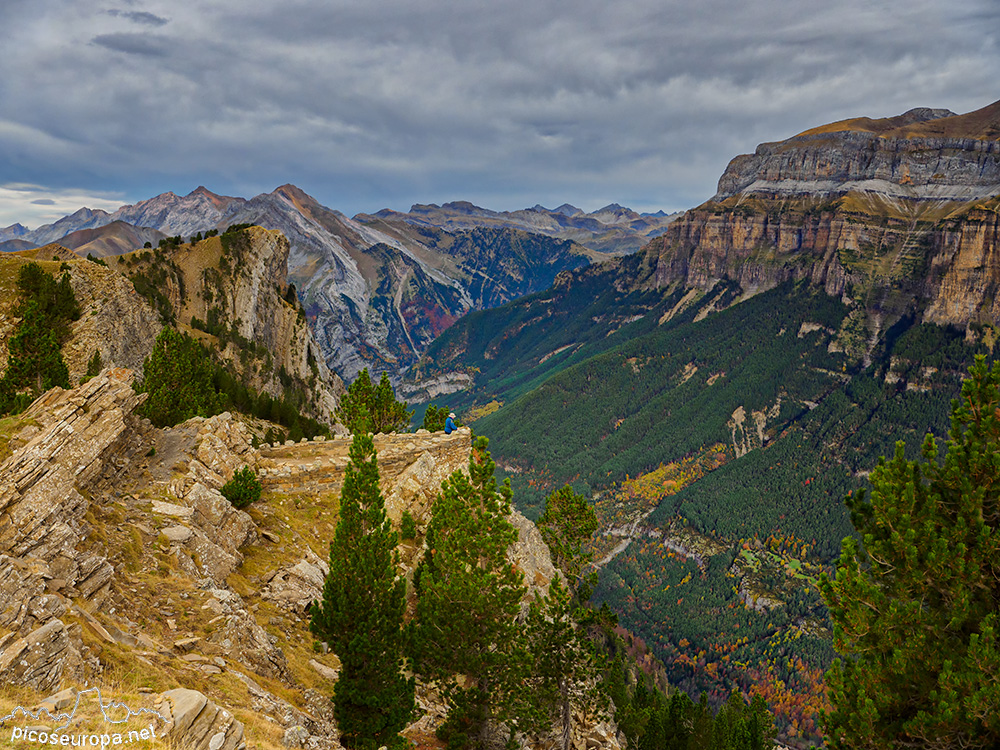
top-left (3, 687), bottom-right (167, 747)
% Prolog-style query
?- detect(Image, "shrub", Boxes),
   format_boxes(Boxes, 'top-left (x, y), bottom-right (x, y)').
top-left (221, 466), bottom-right (261, 509)
top-left (83, 350), bottom-right (102, 381)
top-left (400, 509), bottom-right (417, 540)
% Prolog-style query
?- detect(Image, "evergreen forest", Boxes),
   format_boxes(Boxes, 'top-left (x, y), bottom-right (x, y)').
top-left (414, 274), bottom-right (992, 745)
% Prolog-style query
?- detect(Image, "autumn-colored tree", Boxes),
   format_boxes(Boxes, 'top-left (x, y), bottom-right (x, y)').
top-left (820, 355), bottom-right (1000, 748)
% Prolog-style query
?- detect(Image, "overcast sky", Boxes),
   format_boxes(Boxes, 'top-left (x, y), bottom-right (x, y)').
top-left (1, 0), bottom-right (997, 228)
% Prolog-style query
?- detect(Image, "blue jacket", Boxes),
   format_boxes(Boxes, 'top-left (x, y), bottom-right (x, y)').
top-left (445, 416), bottom-right (456, 434)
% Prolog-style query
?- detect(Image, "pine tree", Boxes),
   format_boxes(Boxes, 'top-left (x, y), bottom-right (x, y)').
top-left (336, 368), bottom-right (412, 434)
top-left (421, 405), bottom-right (449, 432)
top-left (537, 485), bottom-right (599, 595)
top-left (410, 437), bottom-right (529, 748)
top-left (819, 355), bottom-right (1000, 749)
top-left (3, 300), bottom-right (70, 394)
top-left (310, 434), bottom-right (414, 749)
top-left (526, 577), bottom-right (604, 750)
top-left (0, 264), bottom-right (79, 414)
top-left (137, 328), bottom-right (226, 427)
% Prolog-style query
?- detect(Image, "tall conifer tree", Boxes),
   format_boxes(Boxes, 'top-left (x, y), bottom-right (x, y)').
top-left (820, 355), bottom-right (1000, 748)
top-left (310, 434), bottom-right (414, 749)
top-left (526, 577), bottom-right (603, 750)
top-left (410, 437), bottom-right (529, 748)
top-left (537, 485), bottom-right (599, 595)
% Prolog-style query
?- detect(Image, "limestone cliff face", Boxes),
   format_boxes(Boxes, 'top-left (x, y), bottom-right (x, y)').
top-left (715, 102), bottom-right (1000, 202)
top-left (922, 203), bottom-right (1000, 326)
top-left (106, 226), bottom-right (343, 421)
top-left (646, 101), bottom-right (1000, 332)
top-left (63, 258), bottom-right (163, 377)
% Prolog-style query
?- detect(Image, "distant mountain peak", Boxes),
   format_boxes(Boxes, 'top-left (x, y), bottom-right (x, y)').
top-left (273, 183), bottom-right (309, 197)
top-left (0, 223), bottom-right (30, 241)
top-left (553, 204), bottom-right (582, 217)
top-left (439, 201), bottom-right (498, 218)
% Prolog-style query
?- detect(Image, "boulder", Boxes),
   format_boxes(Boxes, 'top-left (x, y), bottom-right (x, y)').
top-left (156, 688), bottom-right (246, 750)
top-left (262, 551), bottom-right (329, 613)
top-left (0, 619), bottom-right (71, 692)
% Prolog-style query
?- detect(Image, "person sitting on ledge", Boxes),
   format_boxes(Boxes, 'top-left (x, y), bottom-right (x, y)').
top-left (445, 412), bottom-right (457, 434)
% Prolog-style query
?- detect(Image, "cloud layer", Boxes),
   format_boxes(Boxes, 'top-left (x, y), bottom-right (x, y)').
top-left (1, 0), bottom-right (997, 226)
top-left (0, 184), bottom-right (126, 229)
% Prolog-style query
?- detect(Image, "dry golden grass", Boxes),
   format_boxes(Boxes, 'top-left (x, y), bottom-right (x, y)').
top-left (795, 100), bottom-right (999, 140)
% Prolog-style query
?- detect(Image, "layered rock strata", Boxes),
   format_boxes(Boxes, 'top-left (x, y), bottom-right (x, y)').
top-left (648, 101), bottom-right (1000, 332)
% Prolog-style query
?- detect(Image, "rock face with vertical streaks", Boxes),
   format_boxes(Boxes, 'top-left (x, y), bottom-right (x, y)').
top-left (644, 101), bottom-right (1000, 338)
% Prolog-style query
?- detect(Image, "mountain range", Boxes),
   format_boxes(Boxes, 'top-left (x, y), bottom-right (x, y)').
top-left (359, 200), bottom-right (680, 254)
top-left (0, 98), bottom-right (997, 747)
top-left (2, 187), bottom-right (674, 382)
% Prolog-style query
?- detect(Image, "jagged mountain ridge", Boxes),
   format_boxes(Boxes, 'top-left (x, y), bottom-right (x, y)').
top-left (362, 199), bottom-right (681, 254)
top-left (9, 184), bottom-right (604, 383)
top-left (0, 222), bottom-right (29, 241)
top-left (15, 187), bottom-right (245, 246)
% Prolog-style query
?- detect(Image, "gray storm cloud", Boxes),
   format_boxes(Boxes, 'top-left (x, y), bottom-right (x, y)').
top-left (0, 0), bottom-right (996, 223)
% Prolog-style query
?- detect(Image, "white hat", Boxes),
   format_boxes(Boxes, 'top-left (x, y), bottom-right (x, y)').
top-left (449, 412), bottom-right (456, 418)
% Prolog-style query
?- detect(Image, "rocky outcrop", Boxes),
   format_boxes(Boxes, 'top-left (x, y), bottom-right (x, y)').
top-left (262, 550), bottom-right (329, 614)
top-left (157, 414), bottom-right (260, 585)
top-left (259, 429), bottom-right (473, 527)
top-left (0, 370), bottom-right (146, 599)
top-left (64, 261), bottom-right (163, 378)
top-left (715, 103), bottom-right (1000, 202)
top-left (646, 102), bottom-right (1000, 333)
top-left (0, 618), bottom-right (78, 692)
top-left (208, 610), bottom-right (291, 683)
top-left (0, 370), bottom-right (152, 690)
top-left (155, 688), bottom-right (246, 750)
top-left (507, 512), bottom-right (560, 604)
top-left (728, 399), bottom-right (781, 458)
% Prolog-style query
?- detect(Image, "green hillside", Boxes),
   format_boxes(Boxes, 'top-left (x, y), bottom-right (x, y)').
top-left (409, 272), bottom-right (988, 744)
